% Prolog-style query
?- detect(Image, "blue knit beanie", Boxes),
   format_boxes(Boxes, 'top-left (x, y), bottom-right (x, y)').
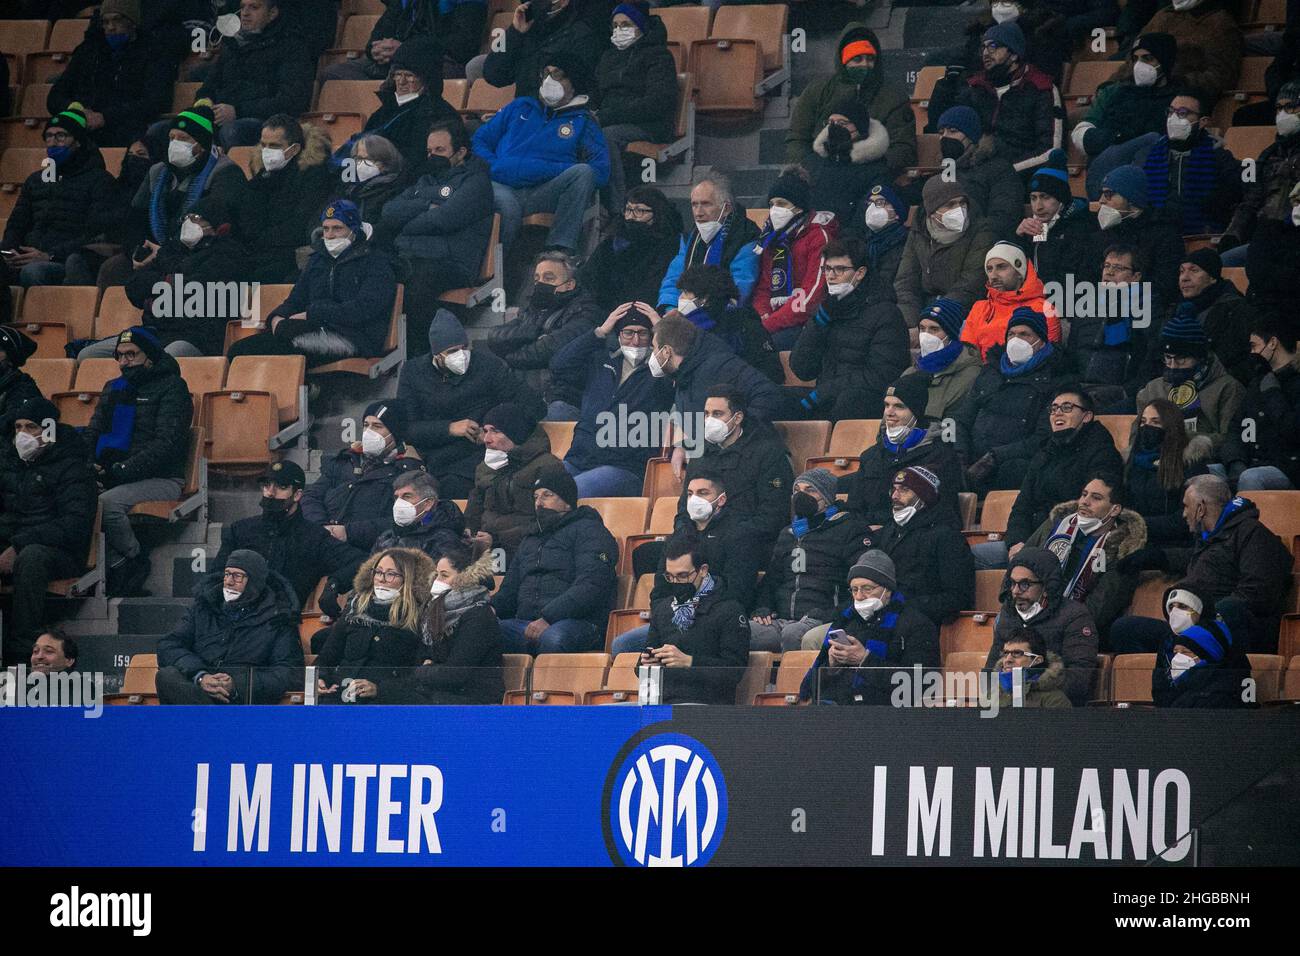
top-left (1102, 165), bottom-right (1149, 208)
top-left (1161, 303), bottom-right (1209, 358)
top-left (612, 2), bottom-right (650, 33)
top-left (321, 198), bottom-right (362, 233)
top-left (921, 297), bottom-right (966, 341)
top-left (865, 182), bottom-right (908, 222)
top-left (937, 105), bottom-right (982, 143)
top-left (1007, 306), bottom-right (1048, 343)
top-left (1028, 149), bottom-right (1071, 205)
top-left (983, 22), bottom-right (1026, 58)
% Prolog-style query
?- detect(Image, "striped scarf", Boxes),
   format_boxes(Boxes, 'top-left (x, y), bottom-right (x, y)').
top-left (1142, 134), bottom-right (1219, 234)
top-left (757, 213), bottom-right (807, 302)
top-left (671, 573), bottom-right (716, 631)
top-left (149, 150), bottom-right (219, 244)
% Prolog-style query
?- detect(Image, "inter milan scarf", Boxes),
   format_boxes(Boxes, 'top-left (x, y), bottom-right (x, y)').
top-left (791, 504), bottom-right (839, 539)
top-left (799, 594), bottom-right (907, 700)
top-left (999, 340), bottom-right (1055, 377)
top-left (149, 149), bottom-right (219, 244)
top-left (1043, 511), bottom-right (1110, 601)
top-left (1166, 360), bottom-right (1212, 418)
top-left (881, 426), bottom-right (927, 454)
top-left (671, 572), bottom-right (716, 631)
top-left (1142, 134), bottom-right (1219, 234)
top-left (916, 338), bottom-right (963, 373)
top-left (757, 213), bottom-right (807, 303)
top-left (1200, 495), bottom-right (1246, 542)
top-left (867, 220), bottom-right (908, 272)
top-left (94, 377), bottom-right (138, 461)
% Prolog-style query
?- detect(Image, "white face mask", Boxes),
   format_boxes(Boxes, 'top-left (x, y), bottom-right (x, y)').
top-left (1097, 204), bottom-right (1123, 230)
top-left (918, 331), bottom-right (945, 356)
top-left (1168, 608), bottom-right (1196, 635)
top-left (648, 348), bottom-right (668, 378)
top-left (703, 414), bottom-right (733, 445)
top-left (1170, 0), bottom-right (1201, 10)
top-left (539, 75), bottom-right (566, 107)
top-left (611, 26), bottom-right (638, 49)
top-left (855, 597), bottom-right (883, 620)
top-left (394, 90), bottom-right (421, 106)
top-left (361, 427), bottom-right (388, 458)
top-left (1015, 601), bottom-right (1043, 621)
top-left (1166, 115), bottom-right (1194, 141)
top-left (392, 497), bottom-right (424, 527)
top-left (430, 579), bottom-right (453, 597)
top-left (892, 504), bottom-right (917, 526)
top-left (215, 12), bottom-right (241, 36)
top-left (827, 280), bottom-right (855, 299)
top-left (991, 2), bottom-right (1020, 23)
top-left (939, 206), bottom-right (966, 232)
top-left (14, 431), bottom-right (41, 461)
top-left (323, 235), bottom-right (352, 257)
top-left (864, 204), bottom-right (892, 232)
top-left (354, 159), bottom-right (381, 182)
top-left (262, 147), bottom-right (291, 172)
top-left (1132, 60), bottom-right (1159, 87)
top-left (1277, 110), bottom-right (1300, 138)
top-left (443, 348), bottom-right (470, 376)
top-left (222, 587), bottom-right (242, 602)
top-left (676, 295), bottom-right (698, 316)
top-left (620, 345), bottom-right (649, 366)
top-left (484, 447), bottom-right (510, 470)
top-left (696, 217), bottom-right (724, 244)
top-left (1169, 651), bottom-right (1197, 680)
top-left (168, 139), bottom-right (197, 169)
top-left (1005, 336), bottom-right (1035, 366)
top-left (884, 417), bottom-right (914, 442)
top-left (768, 205), bottom-right (796, 231)
top-left (686, 494), bottom-right (715, 522)
top-left (179, 219), bottom-right (205, 248)
top-left (1075, 513), bottom-right (1106, 534)
top-left (373, 585), bottom-right (400, 603)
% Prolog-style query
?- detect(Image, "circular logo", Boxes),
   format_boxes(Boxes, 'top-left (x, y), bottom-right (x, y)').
top-left (439, 186), bottom-right (451, 198)
top-left (558, 123), bottom-right (573, 138)
top-left (607, 732), bottom-right (727, 867)
top-left (1169, 382), bottom-right (1197, 409)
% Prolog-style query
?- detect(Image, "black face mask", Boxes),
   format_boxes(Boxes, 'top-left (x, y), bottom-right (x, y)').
top-left (1164, 365), bottom-right (1198, 386)
top-left (622, 219), bottom-right (653, 241)
top-left (985, 62), bottom-right (1014, 86)
top-left (422, 154), bottom-right (451, 179)
top-left (530, 281), bottom-right (569, 311)
top-left (120, 364), bottom-right (149, 386)
top-left (1246, 352), bottom-right (1272, 378)
top-left (826, 122), bottom-right (853, 157)
top-left (1137, 424), bottom-right (1164, 451)
top-left (939, 136), bottom-right (966, 162)
top-left (261, 495), bottom-right (292, 520)
top-left (536, 506), bottom-right (565, 532)
top-left (122, 154), bottom-right (153, 181)
top-left (667, 579), bottom-right (698, 603)
top-left (791, 491), bottom-right (820, 519)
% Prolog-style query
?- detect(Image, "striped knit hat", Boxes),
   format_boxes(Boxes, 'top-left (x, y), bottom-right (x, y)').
top-left (45, 102), bottom-right (89, 145)
top-left (921, 296), bottom-right (966, 340)
top-left (171, 99), bottom-right (216, 152)
top-left (1160, 303), bottom-right (1209, 358)
top-left (1029, 149), bottom-right (1071, 205)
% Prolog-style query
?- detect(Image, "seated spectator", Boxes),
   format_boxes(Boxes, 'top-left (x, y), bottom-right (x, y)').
top-left (0, 327), bottom-right (41, 427)
top-left (1021, 472), bottom-right (1144, 635)
top-left (87, 138), bottom-right (153, 281)
top-left (1151, 583), bottom-right (1250, 708)
top-left (961, 242), bottom-right (1061, 361)
top-left (955, 22), bottom-right (1063, 173)
top-left (473, 55), bottom-right (609, 253)
top-left (279, 0), bottom-right (344, 64)
top-left (903, 297), bottom-right (983, 422)
top-left (785, 25), bottom-right (917, 177)
top-left (952, 307), bottom-right (1068, 492)
top-left (397, 311), bottom-right (544, 499)
top-left (235, 115), bottom-right (334, 283)
top-left (992, 629), bottom-right (1073, 708)
top-left (1014, 150), bottom-right (1100, 289)
top-left (969, 0), bottom-right (1075, 82)
top-left (982, 546), bottom-right (1098, 705)
top-left (492, 466), bottom-right (618, 654)
top-left (1159, 249), bottom-right (1256, 387)
top-left (550, 304), bottom-right (674, 498)
top-left (465, 402), bottom-right (561, 556)
top-left (860, 184), bottom-right (910, 286)
top-left (975, 387), bottom-right (1123, 569)
top-left (156, 549), bottom-right (302, 704)
top-left (797, 550), bottom-right (939, 704)
top-left (1110, 475), bottom-right (1291, 653)
top-left (847, 375), bottom-right (964, 527)
top-left (1243, 179), bottom-right (1300, 317)
top-left (592, 3), bottom-right (678, 213)
top-left (0, 397), bottom-right (97, 666)
top-left (29, 628), bottom-right (78, 675)
top-left (1136, 92), bottom-right (1242, 237)
top-left (322, 0), bottom-right (486, 81)
top-left (46, 0), bottom-right (176, 148)
top-left (227, 201), bottom-right (398, 366)
top-left (191, 0), bottom-right (314, 150)
top-left (1218, 314), bottom-right (1300, 491)
top-left (752, 170), bottom-right (839, 348)
top-left (84, 329), bottom-right (192, 596)
top-left (933, 105), bottom-right (1023, 237)
top-left (0, 105), bottom-right (115, 287)
top-left (641, 532), bottom-right (751, 704)
top-left (1135, 306), bottom-right (1245, 459)
top-left (487, 249), bottom-right (603, 419)
top-left (215, 460), bottom-right (365, 611)
top-left (410, 543), bottom-right (503, 705)
top-left (657, 171), bottom-right (760, 310)
top-left (1125, 398), bottom-right (1208, 549)
top-left (579, 186), bottom-right (682, 311)
top-left (1073, 33), bottom-right (1178, 197)
top-left (1068, 242), bottom-right (1143, 387)
top-left (1094, 164), bottom-right (1185, 307)
top-left (1135, 0), bottom-right (1242, 103)
top-left (787, 238), bottom-right (909, 421)
top-left (338, 135), bottom-right (407, 228)
top-left (480, 0), bottom-right (604, 101)
top-left (894, 177), bottom-right (996, 330)
top-left (862, 465), bottom-right (976, 630)
top-left (299, 401), bottom-right (425, 551)
top-left (677, 267), bottom-right (783, 387)
top-left (372, 471), bottom-right (469, 560)
top-left (804, 101), bottom-right (892, 230)
top-left (1221, 81), bottom-right (1300, 268)
top-left (749, 469), bottom-right (871, 652)
top-left (315, 548), bottom-right (433, 703)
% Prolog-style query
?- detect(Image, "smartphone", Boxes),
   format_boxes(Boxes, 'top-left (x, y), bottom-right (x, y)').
top-left (0, 249), bottom-right (16, 258)
top-left (131, 243), bottom-right (151, 263)
top-left (827, 629), bottom-right (852, 646)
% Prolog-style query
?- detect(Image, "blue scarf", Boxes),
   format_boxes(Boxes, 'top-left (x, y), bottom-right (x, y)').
top-left (671, 572), bottom-right (715, 631)
top-left (94, 377), bottom-right (138, 461)
top-left (791, 504), bottom-right (838, 539)
top-left (756, 213), bottom-right (806, 301)
top-left (867, 220), bottom-right (907, 272)
top-left (149, 150), bottom-right (218, 244)
top-left (916, 338), bottom-right (963, 373)
top-left (998, 668), bottom-right (1044, 692)
top-left (999, 341), bottom-right (1055, 377)
top-left (881, 426), bottom-right (926, 454)
top-left (1131, 447), bottom-right (1159, 471)
top-left (1142, 133), bottom-right (1220, 234)
top-left (1201, 495), bottom-right (1246, 543)
top-left (798, 593), bottom-right (909, 701)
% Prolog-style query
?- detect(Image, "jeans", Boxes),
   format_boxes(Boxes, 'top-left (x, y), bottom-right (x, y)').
top-left (610, 623), bottom-right (650, 656)
top-left (1237, 465), bottom-right (1294, 491)
top-left (564, 460), bottom-right (643, 498)
top-left (1, 542), bottom-right (81, 665)
top-left (100, 477), bottom-right (185, 564)
top-left (971, 540), bottom-right (1009, 571)
top-left (546, 400), bottom-right (581, 422)
top-left (1086, 132), bottom-right (1161, 199)
top-left (498, 617), bottom-right (602, 655)
top-left (600, 122), bottom-right (652, 215)
top-left (492, 163), bottom-right (597, 253)
top-left (749, 615), bottom-right (825, 652)
top-left (77, 335), bottom-right (202, 360)
top-left (1219, 244), bottom-right (1249, 267)
top-left (17, 261), bottom-right (65, 287)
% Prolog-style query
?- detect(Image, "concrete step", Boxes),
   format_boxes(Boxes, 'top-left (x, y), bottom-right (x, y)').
top-left (115, 598), bottom-right (191, 636)
top-left (70, 633), bottom-right (165, 688)
top-left (759, 126), bottom-right (789, 167)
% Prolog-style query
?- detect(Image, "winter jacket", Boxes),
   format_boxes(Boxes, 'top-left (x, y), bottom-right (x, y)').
top-left (1244, 217), bottom-right (1300, 315)
top-left (298, 444), bottom-right (425, 551)
top-left (785, 24), bottom-right (917, 175)
top-left (957, 63), bottom-right (1063, 172)
top-left (473, 95), bottom-right (610, 189)
top-left (486, 287), bottom-right (603, 405)
top-left (1224, 129), bottom-right (1300, 243)
top-left (157, 570), bottom-right (302, 703)
top-left (684, 303), bottom-right (783, 386)
top-left (753, 211), bottom-right (838, 335)
top-left (1014, 197), bottom-right (1100, 292)
top-left (129, 153), bottom-right (246, 247)
top-left (1124, 439), bottom-right (1207, 548)
top-left (1023, 502), bottom-right (1146, 634)
top-left (1220, 355), bottom-right (1300, 485)
top-left (1080, 73), bottom-right (1176, 156)
top-left (867, 502), bottom-right (976, 625)
top-left (0, 367), bottom-right (42, 433)
top-left (646, 578), bottom-right (750, 705)
top-left (846, 421), bottom-right (965, 527)
top-left (0, 423), bottom-right (96, 564)
top-left (798, 595), bottom-right (939, 705)
top-left (996, 651), bottom-right (1074, 708)
top-left (960, 261), bottom-right (1062, 362)
top-left (1134, 355), bottom-right (1245, 457)
top-left (668, 330), bottom-right (784, 424)
top-left (657, 212), bottom-right (761, 308)
top-left (1005, 419), bottom-right (1125, 546)
top-left (84, 353), bottom-right (192, 484)
top-left (1154, 281), bottom-right (1258, 388)
top-left (593, 13), bottom-right (678, 143)
top-left (465, 425), bottom-right (561, 555)
top-left (805, 119), bottom-right (893, 229)
top-left (937, 7), bottom-right (1075, 87)
top-left (894, 219), bottom-right (997, 328)
top-left (679, 425), bottom-right (794, 552)
top-left (340, 168), bottom-right (407, 232)
top-left (788, 280), bottom-right (910, 420)
top-left (408, 554), bottom-right (503, 704)
top-left (983, 548), bottom-right (1099, 705)
top-left (482, 4), bottom-right (604, 101)
top-left (268, 230), bottom-right (397, 358)
top-left (902, 343), bottom-right (983, 422)
top-left (1092, 205), bottom-right (1185, 309)
top-left (47, 26), bottom-right (176, 147)
top-left (952, 134), bottom-right (1025, 238)
top-left (397, 347), bottom-right (544, 486)
top-left (365, 0), bottom-right (486, 68)
top-left (491, 504), bottom-right (618, 630)
top-left (197, 13), bottom-right (314, 118)
top-left (1138, 2), bottom-right (1243, 102)
top-left (1136, 129), bottom-right (1242, 236)
top-left (379, 154), bottom-right (494, 287)
top-left (657, 505), bottom-right (765, 613)
top-left (1, 145), bottom-right (115, 262)
top-left (372, 498), bottom-right (469, 560)
top-left (753, 508), bottom-right (873, 623)
top-left (215, 508), bottom-right (366, 610)
top-left (579, 221), bottom-right (681, 311)
top-left (358, 88), bottom-right (462, 172)
top-left (1152, 620), bottom-right (1250, 708)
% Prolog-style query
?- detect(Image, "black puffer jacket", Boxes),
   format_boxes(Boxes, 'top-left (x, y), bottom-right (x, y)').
top-left (157, 570), bottom-right (303, 703)
top-left (1091, 206), bottom-right (1185, 310)
top-left (593, 14), bottom-right (679, 143)
top-left (1124, 447), bottom-right (1206, 548)
top-left (340, 168), bottom-right (407, 232)
top-left (1016, 197), bottom-right (1100, 291)
top-left (1, 145), bottom-right (116, 262)
top-left (798, 595), bottom-right (939, 705)
top-left (359, 87), bottom-right (463, 173)
top-left (84, 353), bottom-right (193, 484)
top-left (1220, 357), bottom-right (1300, 485)
top-left (371, 498), bottom-right (469, 560)
top-left (0, 423), bottom-right (96, 562)
top-left (379, 154), bottom-right (494, 286)
top-left (805, 118), bottom-right (892, 230)
top-left (683, 302), bottom-right (783, 386)
top-left (197, 13), bottom-right (314, 118)
top-left (670, 331), bottom-right (784, 424)
top-left (658, 506), bottom-right (764, 613)
top-left (788, 280), bottom-right (909, 420)
top-left (1005, 419), bottom-right (1124, 546)
top-left (867, 502), bottom-right (975, 626)
top-left (847, 422), bottom-right (964, 527)
top-left (491, 505), bottom-right (619, 630)
top-left (410, 575), bottom-right (504, 704)
top-left (215, 508), bottom-right (366, 609)
top-left (679, 425), bottom-right (794, 553)
top-left (647, 577), bottom-right (750, 705)
top-left (298, 444), bottom-right (426, 551)
top-left (366, 0), bottom-right (486, 67)
top-left (482, 4), bottom-right (605, 101)
top-left (956, 64), bottom-right (1062, 172)
top-left (487, 288), bottom-right (603, 406)
top-left (580, 217), bottom-right (681, 310)
top-left (753, 508), bottom-right (872, 622)
top-left (952, 135), bottom-right (1025, 238)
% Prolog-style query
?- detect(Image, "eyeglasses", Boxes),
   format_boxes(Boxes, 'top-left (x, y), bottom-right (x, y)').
top-left (1001, 649), bottom-right (1041, 662)
top-left (222, 570), bottom-right (248, 583)
top-left (1049, 402), bottom-right (1082, 415)
top-left (113, 349), bottom-right (142, 361)
top-left (372, 568), bottom-right (405, 583)
top-left (1101, 261), bottom-right (1134, 275)
top-left (662, 570), bottom-right (698, 584)
top-left (981, 41), bottom-right (1004, 52)
top-left (624, 204), bottom-right (654, 221)
top-left (1166, 107), bottom-right (1200, 120)
top-left (1279, 101), bottom-right (1300, 115)
top-left (618, 329), bottom-right (651, 342)
top-left (821, 264), bottom-right (856, 276)
top-left (848, 584), bottom-right (884, 597)
top-left (1009, 578), bottom-right (1042, 593)
top-left (43, 131), bottom-right (74, 145)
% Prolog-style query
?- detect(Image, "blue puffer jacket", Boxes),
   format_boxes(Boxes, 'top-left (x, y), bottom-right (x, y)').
top-left (471, 95), bottom-right (610, 189)
top-left (379, 154), bottom-right (494, 287)
top-left (269, 230), bottom-right (397, 357)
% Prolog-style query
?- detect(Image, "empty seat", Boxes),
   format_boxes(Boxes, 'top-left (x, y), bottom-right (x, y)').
top-left (20, 284), bottom-right (98, 340)
top-left (579, 496), bottom-right (649, 549)
top-left (1232, 56), bottom-right (1271, 95)
top-left (311, 285), bottom-right (405, 378)
top-left (202, 355), bottom-right (305, 469)
top-left (710, 4), bottom-right (788, 73)
top-left (169, 81), bottom-right (203, 116)
top-left (1127, 572), bottom-right (1177, 617)
top-left (1243, 490), bottom-right (1300, 555)
top-left (911, 65), bottom-right (947, 103)
top-left (773, 419), bottom-right (832, 473)
top-left (1095, 414), bottom-right (1134, 453)
top-left (804, 418), bottom-right (879, 474)
top-left (3, 21), bottom-right (52, 57)
top-left (463, 80), bottom-right (514, 117)
top-left (585, 651), bottom-right (641, 704)
top-left (175, 356), bottom-right (227, 424)
top-left (540, 419), bottom-right (575, 459)
top-left (0, 146), bottom-right (47, 185)
top-left (640, 455), bottom-right (683, 501)
top-left (502, 653), bottom-right (532, 695)
top-left (1221, 266), bottom-right (1248, 295)
top-left (971, 569), bottom-right (1003, 612)
top-left (689, 40), bottom-right (762, 114)
top-left (104, 652), bottom-right (159, 705)
top-left (335, 14), bottom-right (380, 51)
top-left (50, 356), bottom-right (118, 427)
top-left (343, 0), bottom-right (387, 14)
top-left (939, 612), bottom-right (996, 661)
top-left (970, 490), bottom-right (1017, 539)
top-left (1110, 653), bottom-right (1156, 705)
top-left (504, 652), bottom-right (610, 704)
top-left (906, 133), bottom-right (942, 176)
top-left (619, 496), bottom-right (680, 574)
top-left (47, 18), bottom-right (90, 50)
top-left (605, 607), bottom-right (652, 651)
top-left (1063, 60), bottom-right (1120, 103)
top-left (778, 349), bottom-right (814, 387)
top-left (17, 83), bottom-right (51, 118)
top-left (25, 356), bottom-right (74, 396)
top-left (315, 79), bottom-right (383, 116)
top-left (736, 650), bottom-right (776, 705)
top-left (225, 145), bottom-right (258, 178)
top-left (942, 651), bottom-right (988, 704)
top-left (1281, 655), bottom-right (1300, 703)
top-left (652, 5), bottom-right (712, 50)
top-left (94, 286), bottom-right (140, 339)
top-left (754, 649), bottom-right (816, 704)
top-left (439, 212), bottom-right (503, 307)
top-left (1247, 653), bottom-right (1285, 703)
top-left (22, 52), bottom-right (75, 84)
top-left (442, 78), bottom-right (468, 110)
top-left (1224, 124), bottom-right (1276, 161)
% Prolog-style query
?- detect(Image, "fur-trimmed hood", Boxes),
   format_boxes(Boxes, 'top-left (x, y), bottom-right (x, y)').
top-left (248, 122), bottom-right (333, 176)
top-left (349, 546), bottom-right (435, 598)
top-left (1045, 502), bottom-right (1148, 560)
top-left (812, 117), bottom-right (890, 164)
top-left (1021, 649), bottom-right (1066, 694)
top-left (448, 548), bottom-right (496, 591)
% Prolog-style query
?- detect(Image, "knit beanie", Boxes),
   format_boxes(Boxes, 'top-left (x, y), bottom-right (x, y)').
top-left (427, 309), bottom-right (468, 354)
top-left (795, 467), bottom-right (840, 506)
top-left (0, 325), bottom-right (38, 367)
top-left (321, 198), bottom-right (362, 234)
top-left (117, 326), bottom-right (165, 362)
top-left (1007, 306), bottom-right (1049, 342)
top-left (985, 241), bottom-right (1028, 281)
top-left (922, 175), bottom-right (968, 215)
top-left (484, 402), bottom-right (539, 446)
top-left (364, 399), bottom-right (407, 443)
top-left (1102, 164), bottom-right (1149, 208)
top-left (1160, 303), bottom-right (1209, 358)
top-left (12, 395), bottom-right (58, 428)
top-left (921, 297), bottom-right (966, 341)
top-left (171, 99), bottom-right (216, 152)
top-left (1133, 32), bottom-right (1177, 76)
top-left (884, 374), bottom-right (931, 422)
top-left (839, 27), bottom-right (879, 65)
top-left (983, 21), bottom-right (1026, 58)
top-left (390, 35), bottom-right (445, 94)
top-left (45, 102), bottom-right (89, 145)
top-left (100, 0), bottom-right (142, 25)
top-left (892, 465), bottom-right (941, 507)
top-left (534, 464), bottom-right (580, 509)
top-left (1028, 148), bottom-right (1071, 205)
top-left (866, 182), bottom-right (908, 222)
top-left (1181, 247), bottom-right (1222, 281)
top-left (936, 105), bottom-right (982, 143)
top-left (767, 169), bottom-right (811, 211)
top-left (848, 549), bottom-right (897, 591)
top-left (226, 548), bottom-right (268, 598)
top-left (188, 194), bottom-right (235, 234)
top-left (612, 2), bottom-right (650, 33)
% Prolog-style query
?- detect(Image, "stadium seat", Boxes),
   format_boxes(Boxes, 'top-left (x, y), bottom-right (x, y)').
top-left (20, 284), bottom-right (98, 340)
top-left (942, 650), bottom-right (987, 704)
top-left (1109, 653), bottom-right (1155, 705)
top-left (773, 420), bottom-right (832, 473)
top-left (502, 653), bottom-right (532, 695)
top-left (50, 356), bottom-right (118, 428)
top-left (958, 491), bottom-right (978, 530)
top-left (651, 4), bottom-right (712, 52)
top-left (442, 78), bottom-right (468, 111)
top-left (939, 612), bottom-right (996, 661)
top-left (641, 455), bottom-right (683, 501)
top-left (22, 51), bottom-right (73, 85)
top-left (584, 651), bottom-right (641, 704)
top-left (168, 81), bottom-right (203, 117)
top-left (201, 355), bottom-right (306, 470)
top-left (0, 146), bottom-right (47, 187)
top-left (605, 607), bottom-right (651, 652)
top-left (911, 65), bottom-right (947, 103)
top-left (175, 356), bottom-right (227, 416)
top-left (128, 425), bottom-right (207, 523)
top-left (25, 356), bottom-right (74, 397)
top-left (1221, 267), bottom-right (1248, 295)
top-left (1095, 414), bottom-right (1134, 453)
top-left (1248, 653), bottom-right (1285, 703)
top-left (619, 496), bottom-right (679, 575)
top-left (94, 286), bottom-right (140, 339)
top-left (13, 321), bottom-right (72, 359)
top-left (1279, 656), bottom-right (1300, 704)
top-left (1063, 60), bottom-right (1120, 105)
top-left (103, 653), bottom-right (159, 705)
top-left (964, 489), bottom-right (1017, 544)
top-left (1093, 653), bottom-right (1113, 703)
top-left (734, 650), bottom-right (776, 705)
top-left (503, 652), bottom-right (610, 705)
top-left (1243, 0), bottom-right (1287, 29)
top-left (47, 18), bottom-right (89, 50)
top-left (630, 573), bottom-right (654, 609)
top-left (333, 13), bottom-right (381, 52)
top-left (578, 496), bottom-right (649, 550)
top-left (440, 213), bottom-right (503, 308)
top-left (626, 73), bottom-right (695, 169)
top-left (778, 349), bottom-right (814, 387)
top-left (342, 0), bottom-right (386, 16)
top-left (804, 418), bottom-right (879, 475)
top-left (540, 418), bottom-right (575, 459)
top-left (1127, 571), bottom-right (1177, 618)
top-left (905, 132), bottom-right (943, 178)
top-left (710, 4), bottom-right (788, 75)
top-left (970, 569), bottom-right (1003, 612)
top-left (463, 80), bottom-right (514, 119)
top-left (688, 39), bottom-right (762, 114)
top-left (753, 649), bottom-right (816, 705)
top-left (3, 21), bottom-right (52, 58)
top-left (1224, 124), bottom-right (1276, 161)
top-left (312, 285), bottom-right (406, 379)
top-left (1240, 490), bottom-right (1300, 556)
top-left (1230, 56), bottom-right (1271, 97)
top-left (314, 79), bottom-right (383, 116)
top-left (17, 83), bottom-right (52, 118)
top-left (1280, 614), bottom-right (1300, 659)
